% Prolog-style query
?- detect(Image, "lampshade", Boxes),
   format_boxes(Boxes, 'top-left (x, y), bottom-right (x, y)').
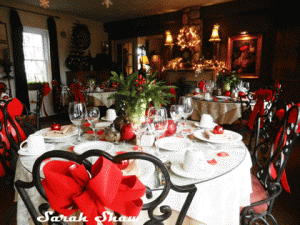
top-left (140, 55), bottom-right (149, 65)
top-left (209, 24), bottom-right (221, 42)
top-left (165, 30), bottom-right (174, 45)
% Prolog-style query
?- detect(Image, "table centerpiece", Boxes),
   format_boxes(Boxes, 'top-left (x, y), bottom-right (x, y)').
top-left (216, 69), bottom-right (241, 94)
top-left (109, 71), bottom-right (176, 142)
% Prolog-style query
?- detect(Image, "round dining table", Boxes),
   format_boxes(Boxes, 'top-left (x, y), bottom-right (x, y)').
top-left (191, 95), bottom-right (247, 125)
top-left (14, 121), bottom-right (252, 225)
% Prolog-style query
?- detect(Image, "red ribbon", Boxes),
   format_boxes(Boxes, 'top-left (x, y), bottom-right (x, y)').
top-left (248, 89), bottom-right (273, 130)
top-left (0, 98), bottom-right (27, 143)
top-left (69, 82), bottom-right (85, 103)
top-left (42, 156), bottom-right (145, 225)
top-left (270, 104), bottom-right (300, 193)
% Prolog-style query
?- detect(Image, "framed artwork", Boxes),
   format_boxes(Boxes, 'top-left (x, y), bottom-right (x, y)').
top-left (227, 34), bottom-right (262, 79)
top-left (0, 22), bottom-right (8, 42)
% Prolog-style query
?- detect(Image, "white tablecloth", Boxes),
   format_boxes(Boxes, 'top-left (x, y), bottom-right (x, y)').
top-left (191, 98), bottom-right (242, 124)
top-left (15, 122), bottom-right (252, 225)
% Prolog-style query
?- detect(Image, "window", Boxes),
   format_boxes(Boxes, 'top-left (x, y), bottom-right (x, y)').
top-left (23, 27), bottom-right (51, 83)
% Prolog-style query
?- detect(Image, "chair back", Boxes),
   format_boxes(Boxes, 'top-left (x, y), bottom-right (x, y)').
top-left (0, 98), bottom-right (28, 182)
top-left (238, 82), bottom-right (283, 154)
top-left (0, 82), bottom-right (7, 95)
top-left (253, 104), bottom-right (300, 183)
top-left (15, 150), bottom-right (197, 225)
top-left (241, 105), bottom-right (300, 224)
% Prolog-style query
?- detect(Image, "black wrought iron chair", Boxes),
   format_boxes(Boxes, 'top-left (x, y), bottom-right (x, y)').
top-left (0, 98), bottom-right (30, 187)
top-left (240, 104), bottom-right (300, 225)
top-left (15, 150), bottom-right (197, 225)
top-left (236, 82), bottom-right (283, 155)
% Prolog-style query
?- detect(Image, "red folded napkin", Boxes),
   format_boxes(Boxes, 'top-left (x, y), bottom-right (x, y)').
top-left (42, 157), bottom-right (145, 225)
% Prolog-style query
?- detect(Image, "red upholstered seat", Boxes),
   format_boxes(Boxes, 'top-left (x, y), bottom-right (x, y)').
top-left (241, 174), bottom-right (268, 213)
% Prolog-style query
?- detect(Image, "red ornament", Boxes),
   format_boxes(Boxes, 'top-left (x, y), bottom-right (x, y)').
top-left (164, 120), bottom-right (177, 137)
top-left (224, 91), bottom-right (231, 97)
top-left (120, 123), bottom-right (136, 141)
top-left (51, 123), bottom-right (61, 131)
top-left (213, 125), bottom-right (224, 134)
top-left (238, 92), bottom-right (246, 97)
top-left (116, 151), bottom-right (130, 170)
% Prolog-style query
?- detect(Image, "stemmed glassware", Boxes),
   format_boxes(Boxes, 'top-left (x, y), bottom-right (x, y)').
top-left (68, 102), bottom-right (86, 144)
top-left (170, 105), bottom-right (182, 136)
top-left (147, 107), bottom-right (169, 159)
top-left (244, 82), bottom-right (250, 94)
top-left (86, 107), bottom-right (100, 141)
top-left (178, 96), bottom-right (194, 138)
top-left (131, 115), bottom-right (149, 147)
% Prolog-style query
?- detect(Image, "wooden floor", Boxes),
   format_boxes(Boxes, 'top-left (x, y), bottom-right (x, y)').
top-left (1, 114), bottom-right (300, 224)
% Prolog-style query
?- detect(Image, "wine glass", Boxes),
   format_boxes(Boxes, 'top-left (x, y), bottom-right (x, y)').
top-left (86, 107), bottom-right (100, 141)
top-left (131, 116), bottom-right (149, 147)
top-left (170, 105), bottom-right (182, 136)
top-left (244, 82), bottom-right (250, 94)
top-left (68, 102), bottom-right (86, 144)
top-left (178, 96), bottom-right (194, 138)
top-left (147, 107), bottom-right (169, 159)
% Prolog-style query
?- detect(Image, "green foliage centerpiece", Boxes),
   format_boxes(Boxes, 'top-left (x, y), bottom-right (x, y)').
top-left (216, 69), bottom-right (241, 92)
top-left (109, 71), bottom-right (176, 125)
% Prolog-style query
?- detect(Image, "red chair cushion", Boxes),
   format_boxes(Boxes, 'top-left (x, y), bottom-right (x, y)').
top-left (241, 174), bottom-right (268, 214)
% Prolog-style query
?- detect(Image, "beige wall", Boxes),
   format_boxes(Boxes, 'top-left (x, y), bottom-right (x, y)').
top-left (0, 0), bottom-right (108, 116)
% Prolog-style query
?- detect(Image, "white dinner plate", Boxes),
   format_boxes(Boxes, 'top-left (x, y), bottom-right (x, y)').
top-left (122, 160), bottom-right (155, 184)
top-left (216, 96), bottom-right (231, 100)
top-left (193, 129), bottom-right (243, 144)
top-left (171, 163), bottom-right (214, 179)
top-left (194, 122), bottom-right (218, 129)
top-left (18, 143), bottom-right (56, 156)
top-left (37, 126), bottom-right (78, 142)
top-left (73, 141), bottom-right (114, 155)
top-left (156, 137), bottom-right (193, 151)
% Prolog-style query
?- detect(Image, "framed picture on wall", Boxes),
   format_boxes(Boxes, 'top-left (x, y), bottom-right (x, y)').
top-left (227, 34), bottom-right (262, 79)
top-left (0, 22), bottom-right (8, 42)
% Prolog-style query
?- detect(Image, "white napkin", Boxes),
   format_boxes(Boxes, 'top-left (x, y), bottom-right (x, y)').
top-left (43, 125), bottom-right (74, 137)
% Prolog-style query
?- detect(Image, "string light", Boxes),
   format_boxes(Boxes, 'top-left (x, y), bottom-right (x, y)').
top-left (102, 0), bottom-right (113, 8)
top-left (39, 0), bottom-right (50, 9)
top-left (177, 26), bottom-right (201, 50)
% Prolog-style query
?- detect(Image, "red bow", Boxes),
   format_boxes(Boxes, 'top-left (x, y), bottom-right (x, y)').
top-left (270, 104), bottom-right (300, 193)
top-left (42, 157), bottom-right (145, 225)
top-left (70, 82), bottom-right (85, 103)
top-left (43, 83), bottom-right (51, 97)
top-left (198, 81), bottom-right (206, 92)
top-left (248, 89), bottom-right (273, 130)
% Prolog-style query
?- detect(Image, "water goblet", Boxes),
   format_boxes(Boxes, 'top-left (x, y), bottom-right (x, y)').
top-left (68, 102), bottom-right (86, 144)
top-left (86, 107), bottom-right (100, 141)
top-left (178, 96), bottom-right (194, 137)
top-left (130, 116), bottom-right (149, 147)
top-left (147, 107), bottom-right (169, 160)
top-left (170, 105), bottom-right (182, 136)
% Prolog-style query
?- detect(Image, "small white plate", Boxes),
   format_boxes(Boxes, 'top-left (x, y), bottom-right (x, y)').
top-left (193, 129), bottom-right (243, 144)
top-left (38, 126), bottom-right (78, 142)
top-left (101, 117), bottom-right (117, 121)
top-left (156, 137), bottom-right (193, 151)
top-left (73, 141), bottom-right (114, 155)
top-left (171, 163), bottom-right (214, 179)
top-left (95, 122), bottom-right (112, 129)
top-left (194, 122), bottom-right (218, 129)
top-left (18, 143), bottom-right (55, 156)
top-left (216, 96), bottom-right (231, 99)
